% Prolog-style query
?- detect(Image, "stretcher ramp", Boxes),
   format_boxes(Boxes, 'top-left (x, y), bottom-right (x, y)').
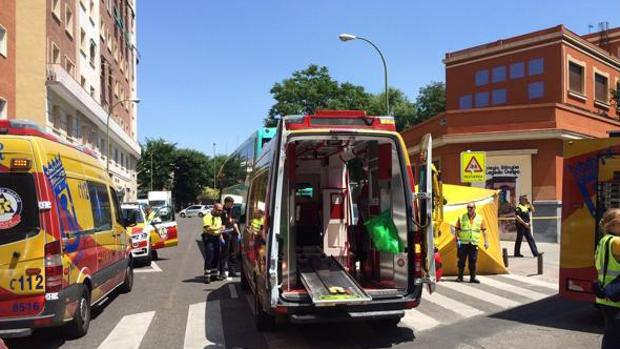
top-left (298, 253), bottom-right (371, 306)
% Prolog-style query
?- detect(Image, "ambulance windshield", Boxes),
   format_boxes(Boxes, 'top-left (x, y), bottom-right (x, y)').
top-left (0, 173), bottom-right (40, 245)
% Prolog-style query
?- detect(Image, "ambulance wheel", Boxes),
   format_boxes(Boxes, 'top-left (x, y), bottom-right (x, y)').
top-left (119, 264), bottom-right (134, 293)
top-left (254, 289), bottom-right (275, 331)
top-left (63, 287), bottom-right (91, 339)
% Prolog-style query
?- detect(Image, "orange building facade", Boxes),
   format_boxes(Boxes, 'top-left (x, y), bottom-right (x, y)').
top-left (402, 25), bottom-right (620, 242)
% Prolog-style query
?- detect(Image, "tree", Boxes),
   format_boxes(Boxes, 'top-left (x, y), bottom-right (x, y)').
top-left (612, 87), bottom-right (620, 112)
top-left (265, 65), bottom-right (371, 126)
top-left (216, 154), bottom-right (246, 190)
top-left (172, 148), bottom-right (211, 209)
top-left (368, 88), bottom-right (416, 132)
top-left (415, 81), bottom-right (446, 124)
top-left (137, 139), bottom-right (177, 195)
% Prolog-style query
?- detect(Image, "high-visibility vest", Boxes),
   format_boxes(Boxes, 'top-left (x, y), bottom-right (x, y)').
top-left (202, 213), bottom-right (222, 235)
top-left (595, 234), bottom-right (620, 308)
top-left (145, 211), bottom-right (156, 225)
top-left (250, 217), bottom-right (264, 232)
top-left (458, 213), bottom-right (483, 245)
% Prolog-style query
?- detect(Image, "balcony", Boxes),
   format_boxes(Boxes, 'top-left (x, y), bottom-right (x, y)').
top-left (45, 63), bottom-right (140, 156)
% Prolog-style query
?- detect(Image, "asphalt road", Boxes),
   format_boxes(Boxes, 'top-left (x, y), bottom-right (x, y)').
top-left (5, 217), bottom-right (604, 349)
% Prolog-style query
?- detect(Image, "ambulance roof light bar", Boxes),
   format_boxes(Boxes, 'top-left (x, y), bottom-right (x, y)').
top-left (283, 110), bottom-right (396, 131)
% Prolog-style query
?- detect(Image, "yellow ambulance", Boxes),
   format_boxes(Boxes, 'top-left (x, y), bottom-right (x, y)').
top-left (0, 120), bottom-right (134, 339)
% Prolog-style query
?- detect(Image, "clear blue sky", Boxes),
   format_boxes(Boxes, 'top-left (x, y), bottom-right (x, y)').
top-left (137, 0), bottom-right (616, 156)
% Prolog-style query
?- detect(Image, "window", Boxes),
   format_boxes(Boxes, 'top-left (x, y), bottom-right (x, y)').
top-left (88, 182), bottom-right (112, 231)
top-left (528, 81), bottom-right (544, 99)
top-left (247, 170), bottom-right (269, 228)
top-left (595, 73), bottom-right (609, 103)
top-left (89, 40), bottom-right (96, 66)
top-left (492, 89), bottom-right (507, 105)
top-left (0, 26), bottom-right (6, 58)
top-left (475, 70), bottom-right (488, 86)
top-left (52, 0), bottom-right (61, 20)
top-left (528, 58), bottom-right (544, 76)
top-left (295, 183), bottom-right (314, 198)
top-left (80, 28), bottom-right (87, 54)
top-left (0, 98), bottom-right (6, 119)
top-left (492, 66), bottom-right (506, 83)
top-left (459, 95), bottom-right (473, 109)
top-left (51, 42), bottom-right (61, 64)
top-left (65, 5), bottom-right (74, 37)
top-left (568, 62), bottom-right (585, 95)
top-left (110, 187), bottom-right (123, 224)
top-left (475, 92), bottom-right (489, 107)
top-left (510, 62), bottom-right (524, 79)
top-left (65, 57), bottom-right (75, 78)
top-left (0, 173), bottom-right (41, 245)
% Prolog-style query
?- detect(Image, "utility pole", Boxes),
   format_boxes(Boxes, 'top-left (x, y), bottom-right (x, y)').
top-left (150, 150), bottom-right (153, 191)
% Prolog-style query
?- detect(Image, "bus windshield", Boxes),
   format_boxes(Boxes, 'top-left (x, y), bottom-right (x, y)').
top-left (0, 173), bottom-right (40, 245)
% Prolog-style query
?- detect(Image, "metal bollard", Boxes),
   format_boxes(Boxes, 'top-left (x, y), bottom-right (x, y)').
top-left (502, 248), bottom-right (509, 267)
top-left (537, 252), bottom-right (544, 275)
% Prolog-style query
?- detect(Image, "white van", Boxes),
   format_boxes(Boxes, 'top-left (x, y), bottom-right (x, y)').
top-left (240, 111), bottom-right (436, 330)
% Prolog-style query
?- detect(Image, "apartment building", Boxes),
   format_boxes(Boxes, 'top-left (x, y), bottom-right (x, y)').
top-left (402, 25), bottom-right (620, 242)
top-left (4, 0), bottom-right (140, 200)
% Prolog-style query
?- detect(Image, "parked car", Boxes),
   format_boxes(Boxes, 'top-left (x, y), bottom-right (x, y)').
top-left (179, 205), bottom-right (210, 218)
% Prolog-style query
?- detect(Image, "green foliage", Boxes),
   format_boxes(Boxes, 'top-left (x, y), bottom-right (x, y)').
top-left (265, 65), bottom-right (371, 126)
top-left (415, 81), bottom-right (446, 124)
top-left (172, 148), bottom-right (212, 209)
top-left (137, 139), bottom-right (177, 194)
top-left (216, 154), bottom-right (247, 189)
top-left (198, 187), bottom-right (220, 203)
top-left (368, 88), bottom-right (416, 132)
top-left (612, 88), bottom-right (620, 111)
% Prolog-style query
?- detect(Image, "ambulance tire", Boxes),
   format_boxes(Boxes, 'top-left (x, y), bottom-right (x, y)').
top-left (63, 287), bottom-right (91, 339)
top-left (254, 284), bottom-right (275, 331)
top-left (119, 264), bottom-right (134, 293)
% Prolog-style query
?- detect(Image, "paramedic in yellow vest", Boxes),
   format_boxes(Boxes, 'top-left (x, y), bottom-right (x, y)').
top-left (250, 208), bottom-right (266, 272)
top-left (454, 202), bottom-right (489, 283)
top-left (202, 203), bottom-right (224, 284)
top-left (596, 209), bottom-right (620, 349)
top-left (145, 205), bottom-right (156, 225)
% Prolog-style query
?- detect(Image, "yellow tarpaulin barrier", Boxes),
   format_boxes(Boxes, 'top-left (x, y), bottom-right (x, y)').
top-left (435, 184), bottom-right (507, 275)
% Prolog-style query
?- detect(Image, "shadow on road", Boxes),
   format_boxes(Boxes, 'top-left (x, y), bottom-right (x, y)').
top-left (490, 295), bottom-right (604, 334)
top-left (198, 281), bottom-right (417, 349)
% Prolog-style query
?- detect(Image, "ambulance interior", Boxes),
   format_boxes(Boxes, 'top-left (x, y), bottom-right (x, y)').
top-left (279, 136), bottom-right (410, 304)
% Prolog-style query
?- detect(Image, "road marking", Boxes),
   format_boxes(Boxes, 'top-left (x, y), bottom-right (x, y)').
top-left (424, 291), bottom-right (484, 318)
top-left (476, 276), bottom-right (550, 300)
top-left (97, 311), bottom-right (155, 349)
top-left (183, 301), bottom-right (225, 349)
top-left (228, 283), bottom-right (238, 299)
top-left (401, 309), bottom-right (440, 332)
top-left (440, 282), bottom-right (521, 309)
top-left (134, 261), bottom-right (162, 273)
top-left (500, 274), bottom-right (558, 291)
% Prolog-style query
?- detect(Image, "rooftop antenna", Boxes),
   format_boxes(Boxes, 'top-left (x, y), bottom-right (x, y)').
top-left (599, 21), bottom-right (610, 51)
top-left (588, 24), bottom-right (595, 33)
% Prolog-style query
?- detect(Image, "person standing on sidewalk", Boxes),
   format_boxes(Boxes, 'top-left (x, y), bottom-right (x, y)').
top-left (514, 195), bottom-right (539, 257)
top-left (202, 203), bottom-right (225, 283)
top-left (455, 202), bottom-right (489, 283)
top-left (596, 209), bottom-right (620, 349)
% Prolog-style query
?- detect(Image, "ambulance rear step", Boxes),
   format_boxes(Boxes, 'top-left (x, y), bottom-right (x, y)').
top-left (298, 253), bottom-right (371, 306)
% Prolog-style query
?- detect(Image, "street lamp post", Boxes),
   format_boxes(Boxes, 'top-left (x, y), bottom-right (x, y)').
top-left (339, 33), bottom-right (389, 115)
top-left (150, 150), bottom-right (153, 191)
top-left (212, 143), bottom-right (217, 189)
top-left (106, 98), bottom-right (140, 175)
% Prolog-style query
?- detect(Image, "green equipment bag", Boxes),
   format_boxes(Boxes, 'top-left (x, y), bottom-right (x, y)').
top-left (364, 210), bottom-right (404, 254)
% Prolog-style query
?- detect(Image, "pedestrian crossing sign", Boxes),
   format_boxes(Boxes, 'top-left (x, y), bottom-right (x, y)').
top-left (460, 151), bottom-right (486, 183)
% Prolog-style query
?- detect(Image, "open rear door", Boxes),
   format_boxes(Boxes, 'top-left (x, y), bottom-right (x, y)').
top-left (417, 134), bottom-right (436, 293)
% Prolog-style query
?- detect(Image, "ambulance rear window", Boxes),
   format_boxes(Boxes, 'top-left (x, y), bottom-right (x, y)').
top-left (0, 173), bottom-right (40, 245)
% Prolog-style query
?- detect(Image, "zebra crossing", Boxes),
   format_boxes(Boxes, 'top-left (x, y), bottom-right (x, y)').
top-left (86, 273), bottom-right (557, 349)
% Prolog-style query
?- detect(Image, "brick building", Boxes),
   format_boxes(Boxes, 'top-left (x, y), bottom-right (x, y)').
top-left (402, 25), bottom-right (620, 242)
top-left (1, 0), bottom-right (139, 200)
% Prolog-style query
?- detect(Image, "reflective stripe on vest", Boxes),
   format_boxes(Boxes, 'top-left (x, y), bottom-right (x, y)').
top-left (458, 213), bottom-right (483, 245)
top-left (595, 234), bottom-right (620, 308)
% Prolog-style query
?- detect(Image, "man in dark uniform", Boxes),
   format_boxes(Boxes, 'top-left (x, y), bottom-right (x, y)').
top-left (220, 196), bottom-right (240, 279)
top-left (514, 195), bottom-right (539, 257)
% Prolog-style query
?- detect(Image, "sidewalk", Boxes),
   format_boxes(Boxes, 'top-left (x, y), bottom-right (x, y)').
top-left (500, 241), bottom-right (559, 285)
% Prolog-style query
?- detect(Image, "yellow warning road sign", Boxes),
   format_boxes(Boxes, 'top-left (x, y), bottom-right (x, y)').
top-left (461, 151), bottom-right (486, 183)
